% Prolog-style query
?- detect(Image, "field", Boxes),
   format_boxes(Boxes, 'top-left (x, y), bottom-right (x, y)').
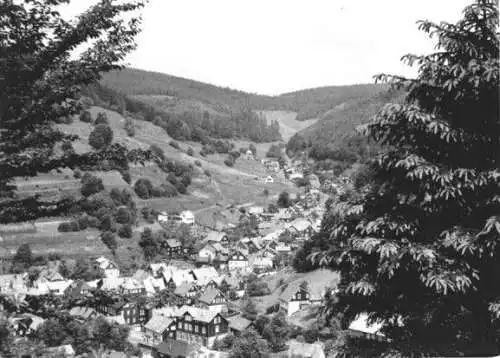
top-left (3, 106), bottom-right (311, 264)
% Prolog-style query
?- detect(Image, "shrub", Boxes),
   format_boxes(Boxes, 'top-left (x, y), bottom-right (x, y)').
top-left (79, 110), bottom-right (92, 123)
top-left (73, 169), bottom-right (82, 179)
top-left (277, 191), bottom-right (291, 208)
top-left (101, 231), bottom-right (117, 253)
top-left (204, 169), bottom-right (211, 177)
top-left (194, 160), bottom-right (202, 167)
top-left (99, 215), bottom-right (117, 232)
top-left (187, 147), bottom-right (194, 156)
top-left (89, 124), bottom-right (113, 150)
top-left (266, 144), bottom-right (282, 158)
top-left (81, 192), bottom-right (116, 217)
top-left (181, 173), bottom-right (191, 187)
top-left (166, 173), bottom-right (178, 186)
top-left (175, 182), bottom-right (187, 194)
top-left (115, 207), bottom-right (132, 224)
top-left (118, 224), bottom-right (133, 238)
top-left (134, 178), bottom-right (153, 199)
top-left (58, 222), bottom-right (73, 232)
top-left (81, 173), bottom-right (104, 197)
top-left (94, 112), bottom-right (109, 125)
top-left (169, 141), bottom-right (180, 149)
top-left (229, 150), bottom-right (240, 159)
top-left (224, 157), bottom-right (234, 167)
top-left (121, 171), bottom-right (131, 184)
top-left (158, 182), bottom-right (178, 197)
top-left (150, 144), bottom-right (165, 161)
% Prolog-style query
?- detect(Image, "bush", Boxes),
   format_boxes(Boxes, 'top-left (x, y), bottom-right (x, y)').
top-left (79, 110), bottom-right (92, 123)
top-left (187, 147), bottom-right (194, 156)
top-left (169, 141), bottom-right (180, 149)
top-left (94, 112), bottom-right (109, 125)
top-left (175, 182), bottom-right (187, 194)
top-left (150, 144), bottom-right (165, 161)
top-left (167, 173), bottom-right (178, 186)
top-left (115, 207), bottom-right (133, 224)
top-left (158, 182), bottom-right (178, 197)
top-left (89, 124), bottom-right (113, 150)
top-left (204, 169), bottom-right (211, 177)
top-left (266, 144), bottom-right (282, 158)
top-left (58, 221), bottom-right (76, 232)
top-left (229, 150), bottom-right (240, 159)
top-left (101, 231), bottom-right (117, 253)
top-left (181, 173), bottom-right (192, 187)
top-left (277, 191), bottom-right (291, 208)
top-left (73, 169), bottom-right (82, 179)
top-left (194, 160), bottom-right (202, 167)
top-left (134, 178), bottom-right (153, 199)
top-left (121, 171), bottom-right (131, 184)
top-left (99, 215), bottom-right (117, 232)
top-left (118, 224), bottom-right (133, 238)
top-left (81, 173), bottom-right (104, 197)
top-left (224, 157), bottom-right (234, 167)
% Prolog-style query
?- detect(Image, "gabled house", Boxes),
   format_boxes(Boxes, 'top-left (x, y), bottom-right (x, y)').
top-left (95, 257), bottom-right (120, 278)
top-left (10, 314), bottom-right (44, 337)
top-left (219, 276), bottom-right (245, 299)
top-left (197, 288), bottom-right (227, 313)
top-left (204, 231), bottom-right (229, 246)
top-left (227, 315), bottom-right (253, 335)
top-left (64, 280), bottom-right (92, 301)
top-left (279, 284), bottom-right (311, 316)
top-left (228, 251), bottom-right (249, 273)
top-left (69, 306), bottom-right (98, 322)
top-left (190, 267), bottom-right (220, 287)
top-left (249, 256), bottom-right (273, 272)
top-left (98, 300), bottom-right (151, 325)
top-left (162, 239), bottom-right (183, 257)
top-left (174, 282), bottom-right (199, 299)
top-left (175, 307), bottom-right (229, 347)
top-left (198, 242), bottom-right (228, 262)
top-left (348, 313), bottom-right (386, 342)
top-left (143, 314), bottom-right (177, 346)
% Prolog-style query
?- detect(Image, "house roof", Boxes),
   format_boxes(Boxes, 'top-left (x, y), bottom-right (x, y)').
top-left (165, 239), bottom-right (181, 248)
top-left (155, 339), bottom-right (200, 357)
top-left (175, 282), bottom-right (197, 296)
top-left (144, 314), bottom-right (175, 334)
top-left (227, 315), bottom-right (252, 332)
top-left (348, 313), bottom-right (385, 336)
top-left (191, 267), bottom-right (220, 286)
top-left (288, 340), bottom-right (325, 358)
top-left (69, 306), bottom-right (97, 319)
top-left (198, 288), bottom-right (223, 304)
top-left (289, 218), bottom-right (312, 232)
top-left (205, 231), bottom-right (226, 243)
top-left (181, 306), bottom-right (220, 323)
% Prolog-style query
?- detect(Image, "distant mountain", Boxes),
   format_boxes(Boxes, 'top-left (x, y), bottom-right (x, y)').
top-left (101, 68), bottom-right (388, 120)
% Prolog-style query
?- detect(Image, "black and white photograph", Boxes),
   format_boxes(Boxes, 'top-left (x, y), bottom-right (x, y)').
top-left (0, 0), bottom-right (498, 357)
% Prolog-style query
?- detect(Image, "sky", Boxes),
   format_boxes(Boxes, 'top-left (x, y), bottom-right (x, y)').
top-left (61, 0), bottom-right (472, 95)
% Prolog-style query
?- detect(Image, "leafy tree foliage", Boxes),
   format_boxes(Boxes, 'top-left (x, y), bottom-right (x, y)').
top-left (246, 274), bottom-right (271, 297)
top-left (80, 173), bottom-right (104, 197)
top-left (124, 117), bottom-right (135, 137)
top-left (79, 110), bottom-right (93, 123)
top-left (139, 227), bottom-right (157, 260)
top-left (242, 298), bottom-right (259, 321)
top-left (266, 144), bottom-right (283, 159)
top-left (230, 328), bottom-right (270, 358)
top-left (277, 191), bottom-right (291, 208)
top-left (0, 0), bottom-right (145, 218)
top-left (260, 312), bottom-right (291, 352)
top-left (101, 231), bottom-right (117, 254)
top-left (89, 123), bottom-right (114, 150)
top-left (11, 244), bottom-right (33, 273)
top-left (317, 2), bottom-right (500, 356)
top-left (134, 178), bottom-right (153, 199)
top-left (94, 112), bottom-right (109, 125)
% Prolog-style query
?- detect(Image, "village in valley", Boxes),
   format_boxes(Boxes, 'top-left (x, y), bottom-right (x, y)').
top-left (0, 152), bottom-right (371, 358)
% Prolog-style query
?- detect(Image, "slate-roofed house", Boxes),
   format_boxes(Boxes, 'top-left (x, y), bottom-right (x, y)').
top-left (97, 299), bottom-right (151, 325)
top-left (227, 315), bottom-right (253, 335)
top-left (348, 313), bottom-right (386, 342)
top-left (174, 282), bottom-right (199, 299)
top-left (64, 280), bottom-right (91, 301)
top-left (198, 242), bottom-right (228, 262)
top-left (143, 314), bottom-right (177, 346)
top-left (10, 314), bottom-right (45, 336)
top-left (153, 339), bottom-right (201, 358)
top-left (288, 218), bottom-right (314, 237)
top-left (249, 256), bottom-right (273, 272)
top-left (190, 267), bottom-right (220, 287)
top-left (204, 231), bottom-right (229, 246)
top-left (197, 288), bottom-right (227, 313)
top-left (175, 307), bottom-right (229, 347)
top-left (95, 257), bottom-right (120, 278)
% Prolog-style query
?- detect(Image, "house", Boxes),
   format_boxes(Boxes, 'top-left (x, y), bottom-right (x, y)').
top-left (10, 314), bottom-right (44, 336)
top-left (149, 263), bottom-right (171, 278)
top-left (153, 339), bottom-right (201, 358)
top-left (226, 315), bottom-right (253, 335)
top-left (0, 274), bottom-right (28, 294)
top-left (264, 176), bottom-right (274, 184)
top-left (288, 218), bottom-right (313, 235)
top-left (64, 280), bottom-right (92, 301)
top-left (158, 211), bottom-right (169, 224)
top-left (163, 269), bottom-right (195, 288)
top-left (287, 340), bottom-right (326, 358)
top-left (95, 257), bottom-right (120, 278)
top-left (197, 288), bottom-right (227, 313)
top-left (175, 307), bottom-right (229, 347)
top-left (204, 231), bottom-right (229, 246)
top-left (244, 149), bottom-right (254, 160)
top-left (143, 276), bottom-right (167, 296)
top-left (248, 206), bottom-right (265, 216)
top-left (279, 284), bottom-right (311, 316)
top-left (69, 306), bottom-right (98, 321)
top-left (162, 239), bottom-right (183, 257)
top-left (249, 256), bottom-right (273, 272)
top-left (179, 211), bottom-right (195, 225)
top-left (143, 314), bottom-right (177, 346)
top-left (198, 242), bottom-right (228, 262)
top-left (41, 344), bottom-right (76, 357)
top-left (175, 282), bottom-right (199, 299)
top-left (190, 267), bottom-right (220, 287)
top-left (228, 251), bottom-right (249, 273)
top-left (219, 276), bottom-right (245, 299)
top-left (98, 300), bottom-right (151, 325)
top-left (348, 313), bottom-right (385, 342)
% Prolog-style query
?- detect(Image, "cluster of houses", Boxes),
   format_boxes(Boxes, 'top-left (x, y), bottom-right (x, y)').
top-left (0, 181), bottom-right (383, 358)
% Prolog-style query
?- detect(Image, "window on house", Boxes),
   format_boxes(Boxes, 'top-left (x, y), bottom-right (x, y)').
top-left (177, 322), bottom-right (182, 328)
top-left (202, 326), bottom-right (206, 334)
top-left (215, 325), bottom-right (220, 333)
top-left (194, 325), bottom-right (199, 333)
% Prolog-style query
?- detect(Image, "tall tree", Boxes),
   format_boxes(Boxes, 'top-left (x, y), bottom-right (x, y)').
top-left (0, 0), bottom-right (145, 219)
top-left (317, 1), bottom-right (499, 356)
